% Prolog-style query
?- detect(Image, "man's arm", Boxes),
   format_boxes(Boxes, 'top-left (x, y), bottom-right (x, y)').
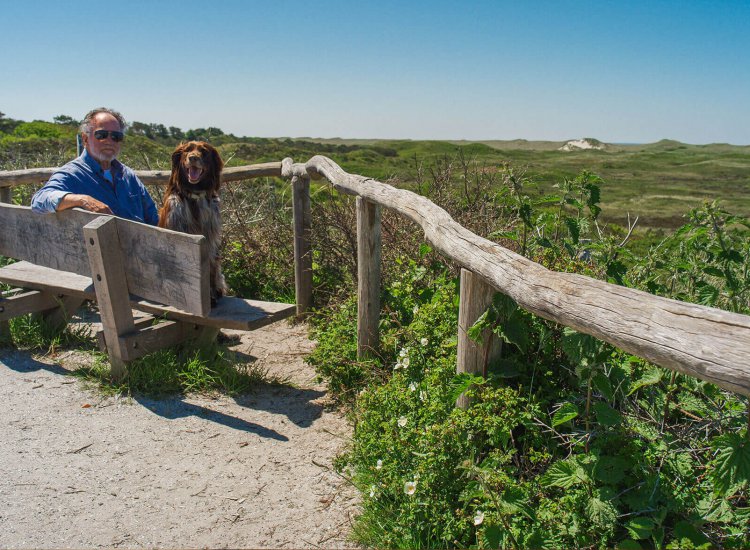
top-left (56, 193), bottom-right (113, 214)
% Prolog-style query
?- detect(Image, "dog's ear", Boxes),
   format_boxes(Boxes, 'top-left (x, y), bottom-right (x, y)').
top-left (209, 145), bottom-right (224, 192)
top-left (171, 143), bottom-right (186, 173)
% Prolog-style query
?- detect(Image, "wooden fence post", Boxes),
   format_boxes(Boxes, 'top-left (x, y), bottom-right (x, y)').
top-left (357, 197), bottom-right (381, 359)
top-left (0, 187), bottom-right (11, 342)
top-left (292, 175), bottom-right (313, 316)
top-left (456, 268), bottom-right (502, 409)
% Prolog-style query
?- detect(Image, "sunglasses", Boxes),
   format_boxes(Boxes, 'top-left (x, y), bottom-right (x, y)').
top-left (92, 129), bottom-right (125, 142)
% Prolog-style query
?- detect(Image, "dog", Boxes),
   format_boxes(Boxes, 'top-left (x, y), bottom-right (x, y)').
top-left (158, 141), bottom-right (227, 306)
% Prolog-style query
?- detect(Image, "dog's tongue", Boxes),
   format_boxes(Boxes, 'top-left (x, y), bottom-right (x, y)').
top-left (188, 166), bottom-right (203, 182)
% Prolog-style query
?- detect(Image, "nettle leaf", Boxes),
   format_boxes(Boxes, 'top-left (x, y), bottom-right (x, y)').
top-left (488, 357), bottom-right (522, 379)
top-left (498, 312), bottom-right (529, 353)
top-left (628, 366), bottom-right (663, 395)
top-left (551, 402), bottom-right (579, 427)
top-left (673, 520), bottom-right (711, 548)
top-left (624, 517), bottom-right (656, 540)
top-left (499, 487), bottom-right (534, 519)
top-left (459, 481), bottom-right (484, 503)
top-left (676, 392), bottom-right (708, 417)
top-left (561, 328), bottom-right (601, 366)
top-left (702, 266), bottom-right (725, 277)
top-left (593, 455), bottom-right (631, 484)
top-left (467, 309), bottom-right (490, 343)
top-left (448, 373), bottom-right (484, 405)
top-left (492, 292), bottom-right (518, 320)
top-left (564, 217), bottom-right (581, 243)
top-left (697, 282), bottom-right (719, 306)
top-left (592, 372), bottom-right (614, 401)
top-left (616, 540), bottom-right (643, 550)
top-left (710, 433), bottom-right (750, 496)
top-left (542, 458), bottom-right (590, 488)
top-left (719, 249), bottom-right (743, 264)
top-left (586, 495), bottom-right (617, 526)
top-left (593, 402), bottom-right (622, 427)
top-left (606, 260), bottom-right (627, 285)
top-left (482, 525), bottom-right (503, 549)
top-left (535, 236), bottom-right (554, 248)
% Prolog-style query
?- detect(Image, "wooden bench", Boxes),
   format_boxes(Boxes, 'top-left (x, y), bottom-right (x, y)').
top-left (0, 202), bottom-right (295, 379)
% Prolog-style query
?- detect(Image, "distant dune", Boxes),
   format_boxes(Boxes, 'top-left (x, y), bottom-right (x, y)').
top-left (559, 138), bottom-right (606, 151)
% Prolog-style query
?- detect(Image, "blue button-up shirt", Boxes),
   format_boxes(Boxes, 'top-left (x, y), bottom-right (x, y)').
top-left (31, 150), bottom-right (159, 225)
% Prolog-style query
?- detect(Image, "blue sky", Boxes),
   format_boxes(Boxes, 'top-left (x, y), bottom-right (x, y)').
top-left (2, 0), bottom-right (749, 144)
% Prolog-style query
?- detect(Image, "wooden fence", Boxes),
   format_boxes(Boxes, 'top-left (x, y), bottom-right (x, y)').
top-left (2, 157), bottom-right (750, 400)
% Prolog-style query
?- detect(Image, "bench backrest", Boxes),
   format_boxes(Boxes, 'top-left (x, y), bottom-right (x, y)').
top-left (0, 203), bottom-right (210, 315)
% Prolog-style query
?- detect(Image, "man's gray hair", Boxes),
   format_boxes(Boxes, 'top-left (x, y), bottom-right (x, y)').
top-left (80, 107), bottom-right (127, 134)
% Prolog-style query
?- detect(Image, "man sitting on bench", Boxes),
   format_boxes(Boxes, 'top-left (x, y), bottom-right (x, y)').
top-left (31, 107), bottom-right (158, 226)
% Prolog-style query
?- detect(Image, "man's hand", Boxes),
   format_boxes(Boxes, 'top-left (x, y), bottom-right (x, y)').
top-left (57, 194), bottom-right (113, 214)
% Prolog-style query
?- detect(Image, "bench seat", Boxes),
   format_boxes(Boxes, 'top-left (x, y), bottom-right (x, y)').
top-left (0, 261), bottom-right (295, 331)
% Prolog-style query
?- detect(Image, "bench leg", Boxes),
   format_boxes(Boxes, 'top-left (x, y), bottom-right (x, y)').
top-left (192, 325), bottom-right (219, 348)
top-left (84, 217), bottom-right (135, 381)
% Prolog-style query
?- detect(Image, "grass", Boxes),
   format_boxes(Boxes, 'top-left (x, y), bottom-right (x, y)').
top-left (73, 344), bottom-right (280, 398)
top-left (1, 312), bottom-right (283, 398)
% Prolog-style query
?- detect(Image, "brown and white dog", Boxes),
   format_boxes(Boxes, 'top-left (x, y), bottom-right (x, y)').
top-left (158, 141), bottom-right (227, 305)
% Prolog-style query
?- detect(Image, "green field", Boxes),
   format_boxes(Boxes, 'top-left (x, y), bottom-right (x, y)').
top-left (294, 137), bottom-right (750, 231)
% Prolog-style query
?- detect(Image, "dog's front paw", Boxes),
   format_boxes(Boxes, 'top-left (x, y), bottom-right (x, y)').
top-left (210, 287), bottom-right (225, 308)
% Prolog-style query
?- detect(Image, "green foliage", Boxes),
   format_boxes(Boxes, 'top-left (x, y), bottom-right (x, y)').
top-left (309, 183), bottom-right (750, 547)
top-left (75, 343), bottom-right (274, 397)
top-left (1, 313), bottom-right (95, 352)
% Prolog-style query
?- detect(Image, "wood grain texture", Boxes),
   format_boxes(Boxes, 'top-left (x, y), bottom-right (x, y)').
top-left (356, 197), bottom-right (381, 359)
top-left (0, 262), bottom-right (295, 331)
top-left (133, 296), bottom-right (296, 331)
top-left (0, 203), bottom-right (209, 315)
top-left (301, 155), bottom-right (750, 397)
top-left (292, 175), bottom-right (313, 315)
top-left (116, 321), bottom-right (191, 361)
top-left (0, 162), bottom-right (283, 188)
top-left (456, 269), bottom-right (503, 409)
top-left (0, 290), bottom-right (61, 321)
top-left (83, 216), bottom-right (135, 379)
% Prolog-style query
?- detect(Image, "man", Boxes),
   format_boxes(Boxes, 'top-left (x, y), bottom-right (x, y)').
top-left (31, 107), bottom-right (158, 225)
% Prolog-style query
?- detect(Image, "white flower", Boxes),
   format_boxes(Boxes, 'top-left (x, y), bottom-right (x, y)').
top-left (399, 347), bottom-right (409, 358)
top-left (393, 361), bottom-right (402, 371)
top-left (369, 485), bottom-right (376, 498)
top-left (376, 459), bottom-right (383, 470)
top-left (474, 510), bottom-right (484, 526)
top-left (398, 416), bottom-right (408, 428)
top-left (409, 382), bottom-right (417, 392)
top-left (413, 305), bottom-right (419, 314)
top-left (420, 337), bottom-right (429, 346)
top-left (419, 390), bottom-right (427, 402)
top-left (404, 480), bottom-right (417, 495)
top-left (402, 356), bottom-right (410, 368)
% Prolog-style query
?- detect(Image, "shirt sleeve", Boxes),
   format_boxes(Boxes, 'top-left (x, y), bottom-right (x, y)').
top-left (30, 174), bottom-right (72, 213)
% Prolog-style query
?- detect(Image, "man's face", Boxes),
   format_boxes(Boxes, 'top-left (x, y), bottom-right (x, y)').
top-left (82, 113), bottom-right (123, 165)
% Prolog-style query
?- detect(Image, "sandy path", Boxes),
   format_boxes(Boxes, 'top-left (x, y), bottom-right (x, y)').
top-left (0, 321), bottom-right (359, 548)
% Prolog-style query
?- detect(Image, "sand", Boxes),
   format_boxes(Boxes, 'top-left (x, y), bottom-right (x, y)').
top-left (0, 321), bottom-right (360, 549)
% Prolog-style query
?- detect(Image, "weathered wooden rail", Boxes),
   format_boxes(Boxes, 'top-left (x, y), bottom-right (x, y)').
top-left (2, 156), bottom-right (750, 398)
